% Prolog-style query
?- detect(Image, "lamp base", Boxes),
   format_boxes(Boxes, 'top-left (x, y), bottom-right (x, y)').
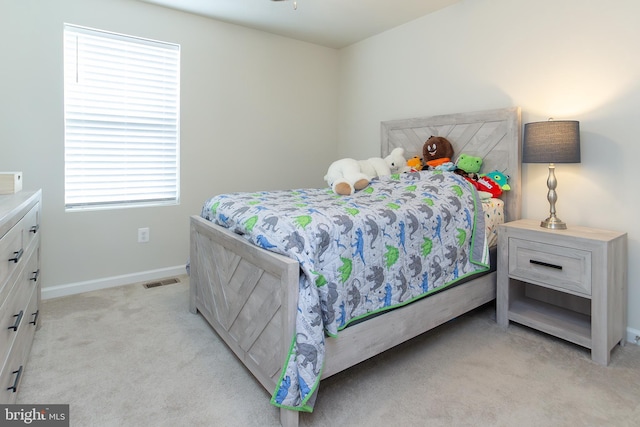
top-left (541, 216), bottom-right (567, 230)
top-left (541, 163), bottom-right (567, 230)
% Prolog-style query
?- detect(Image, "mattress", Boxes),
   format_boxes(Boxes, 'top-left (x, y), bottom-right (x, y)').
top-left (483, 197), bottom-right (504, 248)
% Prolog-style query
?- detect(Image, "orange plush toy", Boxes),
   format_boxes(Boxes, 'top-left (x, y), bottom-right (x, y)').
top-left (423, 136), bottom-right (454, 168)
top-left (406, 156), bottom-right (423, 172)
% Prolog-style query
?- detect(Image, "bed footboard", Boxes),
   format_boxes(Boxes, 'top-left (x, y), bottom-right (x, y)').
top-left (190, 215), bottom-right (299, 395)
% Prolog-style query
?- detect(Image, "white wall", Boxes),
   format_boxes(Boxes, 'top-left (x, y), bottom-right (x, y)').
top-left (338, 0), bottom-right (640, 333)
top-left (0, 0), bottom-right (338, 290)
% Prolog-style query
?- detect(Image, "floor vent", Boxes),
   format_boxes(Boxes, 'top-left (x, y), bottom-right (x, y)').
top-left (143, 277), bottom-right (180, 289)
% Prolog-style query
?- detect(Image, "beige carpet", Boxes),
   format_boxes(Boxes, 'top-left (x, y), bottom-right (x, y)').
top-left (17, 276), bottom-right (640, 426)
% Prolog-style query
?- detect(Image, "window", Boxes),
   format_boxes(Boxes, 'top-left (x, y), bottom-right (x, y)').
top-left (63, 24), bottom-right (180, 210)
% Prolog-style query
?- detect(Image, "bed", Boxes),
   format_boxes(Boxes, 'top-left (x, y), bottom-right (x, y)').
top-left (189, 106), bottom-right (522, 427)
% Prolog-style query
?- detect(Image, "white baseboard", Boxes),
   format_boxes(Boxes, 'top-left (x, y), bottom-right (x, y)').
top-left (41, 265), bottom-right (188, 300)
top-left (627, 327), bottom-right (640, 346)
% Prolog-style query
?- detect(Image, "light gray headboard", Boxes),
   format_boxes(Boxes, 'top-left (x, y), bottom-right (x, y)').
top-left (381, 107), bottom-right (522, 222)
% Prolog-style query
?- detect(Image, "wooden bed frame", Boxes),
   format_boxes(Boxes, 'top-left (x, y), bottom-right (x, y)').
top-left (189, 107), bottom-right (522, 427)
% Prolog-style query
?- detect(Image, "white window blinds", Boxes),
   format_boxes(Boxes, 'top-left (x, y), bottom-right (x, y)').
top-left (63, 24), bottom-right (180, 210)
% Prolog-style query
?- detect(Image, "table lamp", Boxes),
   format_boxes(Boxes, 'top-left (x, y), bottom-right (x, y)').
top-left (522, 119), bottom-right (581, 230)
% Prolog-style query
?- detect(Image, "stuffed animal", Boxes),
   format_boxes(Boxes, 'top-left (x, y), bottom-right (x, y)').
top-left (406, 156), bottom-right (423, 172)
top-left (423, 136), bottom-right (454, 168)
top-left (324, 147), bottom-right (406, 195)
top-left (470, 175), bottom-right (503, 198)
top-left (482, 170), bottom-right (511, 192)
top-left (453, 154), bottom-right (482, 182)
top-left (455, 154), bottom-right (483, 175)
top-left (452, 154), bottom-right (503, 198)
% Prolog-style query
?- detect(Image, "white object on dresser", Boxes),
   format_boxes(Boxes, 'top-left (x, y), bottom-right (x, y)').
top-left (0, 190), bottom-right (41, 403)
top-left (0, 172), bottom-right (23, 195)
top-left (497, 219), bottom-right (627, 366)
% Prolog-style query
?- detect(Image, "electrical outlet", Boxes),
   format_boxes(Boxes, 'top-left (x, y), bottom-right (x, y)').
top-left (138, 227), bottom-right (150, 243)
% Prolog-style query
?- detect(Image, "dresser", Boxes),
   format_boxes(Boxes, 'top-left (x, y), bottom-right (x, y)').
top-left (0, 190), bottom-right (41, 403)
top-left (497, 219), bottom-right (627, 366)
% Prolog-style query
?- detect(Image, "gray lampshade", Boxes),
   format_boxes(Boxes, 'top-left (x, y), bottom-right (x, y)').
top-left (523, 120), bottom-right (581, 163)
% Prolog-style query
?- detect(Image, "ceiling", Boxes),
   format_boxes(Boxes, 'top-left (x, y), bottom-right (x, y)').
top-left (138, 0), bottom-right (461, 49)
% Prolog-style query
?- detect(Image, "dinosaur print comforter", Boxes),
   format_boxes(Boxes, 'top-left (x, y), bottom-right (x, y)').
top-left (201, 170), bottom-right (489, 412)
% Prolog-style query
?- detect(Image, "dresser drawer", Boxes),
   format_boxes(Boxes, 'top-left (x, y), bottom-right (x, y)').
top-left (0, 221), bottom-right (23, 295)
top-left (0, 359), bottom-right (24, 404)
top-left (0, 283), bottom-right (38, 404)
top-left (508, 238), bottom-right (591, 296)
top-left (0, 202), bottom-right (40, 297)
top-left (22, 202), bottom-right (40, 254)
top-left (0, 250), bottom-right (39, 370)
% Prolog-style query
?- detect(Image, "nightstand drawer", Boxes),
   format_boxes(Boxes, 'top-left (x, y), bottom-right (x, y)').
top-left (508, 238), bottom-right (591, 296)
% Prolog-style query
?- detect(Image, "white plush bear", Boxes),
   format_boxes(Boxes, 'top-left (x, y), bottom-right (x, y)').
top-left (324, 147), bottom-right (406, 195)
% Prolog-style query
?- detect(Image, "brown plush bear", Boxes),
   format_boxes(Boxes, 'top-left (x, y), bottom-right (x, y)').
top-left (423, 136), bottom-right (454, 168)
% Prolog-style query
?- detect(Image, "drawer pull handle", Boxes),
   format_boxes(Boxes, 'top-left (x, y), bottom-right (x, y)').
top-left (9, 248), bottom-right (24, 263)
top-left (530, 259), bottom-right (563, 270)
top-left (30, 224), bottom-right (39, 234)
top-left (31, 269), bottom-right (40, 282)
top-left (7, 366), bottom-right (23, 393)
top-left (30, 310), bottom-right (40, 326)
top-left (8, 310), bottom-right (24, 332)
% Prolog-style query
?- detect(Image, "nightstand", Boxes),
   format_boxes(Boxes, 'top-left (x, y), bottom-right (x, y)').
top-left (497, 219), bottom-right (627, 365)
